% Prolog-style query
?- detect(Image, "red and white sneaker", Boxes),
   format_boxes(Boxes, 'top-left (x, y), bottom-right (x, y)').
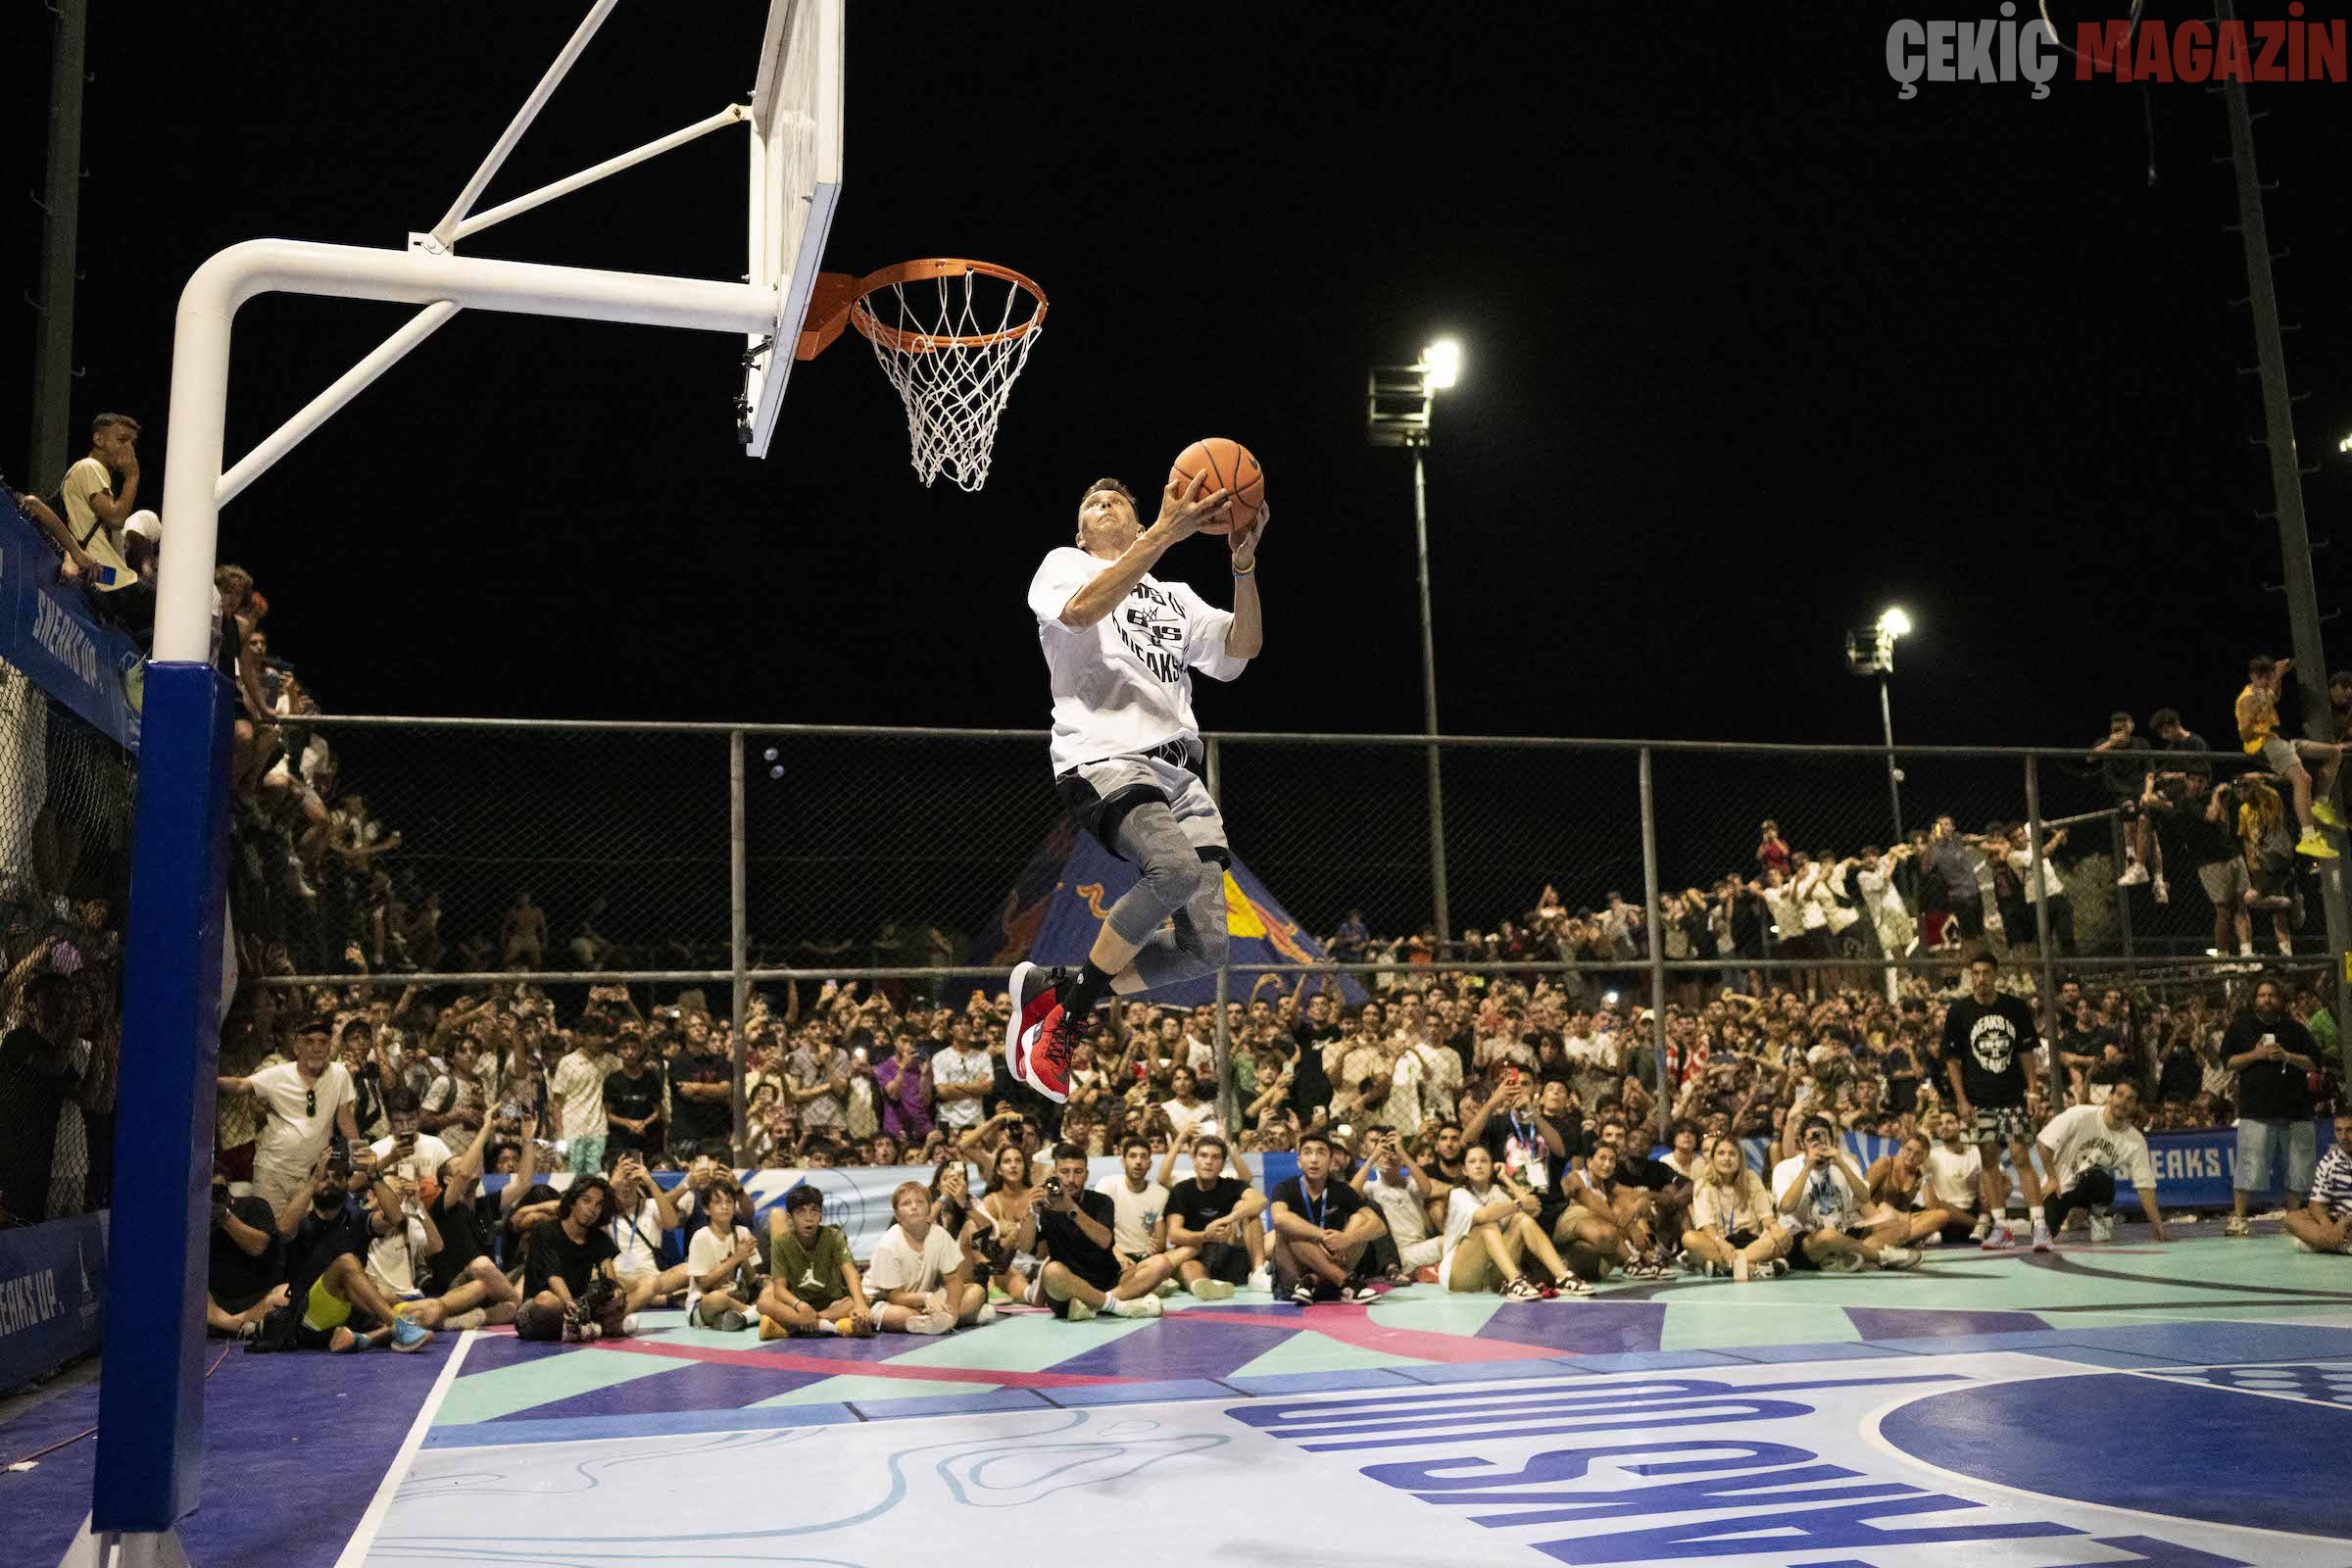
top-left (1005, 961), bottom-right (1059, 1080)
top-left (1020, 1006), bottom-right (1083, 1103)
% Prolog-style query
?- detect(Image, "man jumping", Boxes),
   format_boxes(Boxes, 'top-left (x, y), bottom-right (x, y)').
top-left (1008, 472), bottom-right (1267, 1102)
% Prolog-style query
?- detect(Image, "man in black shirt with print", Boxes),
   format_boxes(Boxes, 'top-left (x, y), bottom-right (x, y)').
top-left (1938, 956), bottom-right (2048, 1250)
top-left (1162, 1134), bottom-right (1267, 1298)
top-left (2222, 977), bottom-right (2322, 1237)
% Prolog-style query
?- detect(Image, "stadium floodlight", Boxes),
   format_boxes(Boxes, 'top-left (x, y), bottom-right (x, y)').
top-left (1879, 606), bottom-right (1913, 639)
top-left (1420, 337), bottom-right (1463, 390)
top-left (2339, 433), bottom-right (2352, 454)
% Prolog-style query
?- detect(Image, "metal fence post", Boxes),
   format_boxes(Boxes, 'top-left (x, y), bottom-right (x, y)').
top-left (1638, 748), bottom-right (1668, 1103)
top-left (728, 728), bottom-right (748, 1165)
top-left (2025, 757), bottom-right (2059, 1026)
top-left (1214, 962), bottom-right (1235, 1139)
top-left (1204, 735), bottom-right (1222, 807)
top-left (2109, 815), bottom-right (2135, 961)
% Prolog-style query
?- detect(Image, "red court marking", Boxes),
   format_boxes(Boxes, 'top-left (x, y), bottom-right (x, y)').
top-left (586, 1336), bottom-right (1137, 1389)
top-left (1168, 1304), bottom-right (1567, 1364)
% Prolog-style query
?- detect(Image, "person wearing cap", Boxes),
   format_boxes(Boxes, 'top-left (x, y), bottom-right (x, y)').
top-left (757, 1185), bottom-right (877, 1338)
top-left (220, 1015), bottom-right (360, 1210)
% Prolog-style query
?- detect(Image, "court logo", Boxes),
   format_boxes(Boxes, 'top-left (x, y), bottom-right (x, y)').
top-left (1887, 6), bottom-right (2060, 99)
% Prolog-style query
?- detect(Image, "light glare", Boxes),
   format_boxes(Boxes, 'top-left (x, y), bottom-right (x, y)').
top-left (1879, 607), bottom-right (1913, 639)
top-left (1421, 338), bottom-right (1463, 389)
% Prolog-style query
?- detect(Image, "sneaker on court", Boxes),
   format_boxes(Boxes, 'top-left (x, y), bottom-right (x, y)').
top-left (2225, 1214), bottom-right (2252, 1237)
top-left (2087, 1213), bottom-right (2114, 1244)
top-left (1822, 1250), bottom-right (1867, 1274)
top-left (1005, 960), bottom-right (1057, 1081)
top-left (1340, 1280), bottom-right (1380, 1304)
top-left (1982, 1225), bottom-right (2017, 1250)
top-left (758, 1313), bottom-right (791, 1341)
top-left (713, 1309), bottom-right (747, 1333)
top-left (1918, 1232), bottom-right (1942, 1248)
top-left (1155, 1279), bottom-right (1181, 1298)
top-left (1877, 1246), bottom-right (1923, 1271)
top-left (1107, 1293), bottom-right (1162, 1319)
top-left (388, 1316), bottom-right (433, 1352)
top-left (2296, 829), bottom-right (2339, 859)
top-left (2031, 1221), bottom-right (2053, 1252)
top-left (1289, 1280), bottom-right (1318, 1307)
top-left (1019, 1008), bottom-right (1083, 1103)
top-left (443, 1308), bottom-right (488, 1332)
top-left (908, 1306), bottom-right (957, 1334)
top-left (1760, 1258), bottom-right (1789, 1279)
top-left (846, 1311), bottom-right (879, 1338)
top-left (2292, 1237), bottom-right (2321, 1253)
top-left (1247, 1268), bottom-right (1274, 1293)
top-left (1191, 1278), bottom-right (1236, 1301)
top-left (1063, 1296), bottom-right (1098, 1322)
top-left (618, 1314), bottom-right (640, 1337)
top-left (974, 1303), bottom-right (998, 1326)
top-left (1968, 1213), bottom-right (1991, 1243)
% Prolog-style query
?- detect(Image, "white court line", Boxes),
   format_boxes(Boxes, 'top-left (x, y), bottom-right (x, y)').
top-left (332, 1328), bottom-right (474, 1568)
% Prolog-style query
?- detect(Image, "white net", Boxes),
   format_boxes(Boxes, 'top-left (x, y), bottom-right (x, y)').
top-left (855, 264), bottom-right (1044, 492)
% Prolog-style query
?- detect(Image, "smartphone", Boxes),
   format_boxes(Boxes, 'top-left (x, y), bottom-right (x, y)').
top-left (853, 1047), bottom-right (868, 1064)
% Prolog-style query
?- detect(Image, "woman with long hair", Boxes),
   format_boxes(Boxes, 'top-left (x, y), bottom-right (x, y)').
top-left (1439, 1145), bottom-right (1591, 1300)
top-left (977, 1142), bottom-right (1040, 1299)
top-left (1682, 1135), bottom-right (1790, 1282)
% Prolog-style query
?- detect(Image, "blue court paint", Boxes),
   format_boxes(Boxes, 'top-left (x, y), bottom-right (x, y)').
top-left (1046, 1315), bottom-right (1298, 1380)
top-left (92, 662), bottom-right (234, 1532)
top-left (1730, 1340), bottom-right (1912, 1365)
top-left (1392, 1355), bottom-right (1580, 1386)
top-left (1478, 1298), bottom-right (1665, 1353)
top-left (1880, 1369), bottom-right (2352, 1540)
top-left (848, 1387), bottom-right (1054, 1420)
top-left (1043, 1377), bottom-right (1236, 1406)
top-left (1844, 1305), bottom-right (2051, 1340)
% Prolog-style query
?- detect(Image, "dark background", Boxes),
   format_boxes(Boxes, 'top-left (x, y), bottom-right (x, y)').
top-left (5, 5), bottom-right (2349, 950)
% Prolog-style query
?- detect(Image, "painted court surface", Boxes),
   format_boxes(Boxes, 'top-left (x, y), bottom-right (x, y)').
top-left (11, 1229), bottom-right (2352, 1566)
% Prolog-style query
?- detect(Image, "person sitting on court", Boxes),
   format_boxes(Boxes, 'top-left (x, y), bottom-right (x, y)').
top-left (1037, 1152), bottom-right (1177, 1319)
top-left (515, 1177), bottom-right (632, 1343)
top-left (1558, 1142), bottom-right (1669, 1281)
top-left (1440, 1143), bottom-right (1588, 1298)
top-left (207, 1168), bottom-right (290, 1339)
top-left (603, 1150), bottom-right (696, 1314)
top-left (1860, 1132), bottom-right (1960, 1249)
top-left (684, 1180), bottom-right (764, 1330)
top-left (1682, 1134), bottom-right (1791, 1281)
top-left (411, 1112), bottom-right (531, 1331)
top-left (1093, 1134), bottom-right (1176, 1274)
top-left (2034, 1081), bottom-right (2170, 1246)
top-left (1596, 1116), bottom-right (1687, 1276)
top-left (932, 1155), bottom-right (1018, 1297)
top-left (976, 1143), bottom-right (1043, 1301)
top-left (1267, 1131), bottom-right (1388, 1304)
top-left (758, 1183), bottom-right (878, 1337)
top-left (1771, 1116), bottom-right (1923, 1273)
top-left (1162, 1132), bottom-right (1268, 1298)
top-left (865, 1181), bottom-right (993, 1333)
top-left (1920, 1110), bottom-right (1984, 1245)
top-left (1354, 1128), bottom-right (1444, 1283)
top-left (2282, 1108), bottom-right (2352, 1255)
top-left (246, 1148), bottom-right (434, 1353)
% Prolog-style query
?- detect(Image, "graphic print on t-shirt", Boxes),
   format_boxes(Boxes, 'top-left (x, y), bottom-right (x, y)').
top-left (1968, 1012), bottom-right (2021, 1075)
top-left (1116, 583), bottom-right (1189, 685)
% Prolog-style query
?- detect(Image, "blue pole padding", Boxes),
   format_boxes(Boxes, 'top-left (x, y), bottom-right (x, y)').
top-left (91, 661), bottom-right (234, 1532)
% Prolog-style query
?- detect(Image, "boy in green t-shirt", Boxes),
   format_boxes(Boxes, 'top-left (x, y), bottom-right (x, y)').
top-left (758, 1184), bottom-right (877, 1339)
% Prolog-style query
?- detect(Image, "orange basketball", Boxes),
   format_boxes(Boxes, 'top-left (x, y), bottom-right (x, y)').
top-left (1168, 437), bottom-right (1265, 536)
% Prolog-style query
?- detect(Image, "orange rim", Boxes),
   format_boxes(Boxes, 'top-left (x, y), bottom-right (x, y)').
top-left (798, 258), bottom-right (1047, 361)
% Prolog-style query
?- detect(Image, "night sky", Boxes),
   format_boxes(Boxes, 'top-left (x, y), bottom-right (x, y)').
top-left (8, 3), bottom-right (2350, 754)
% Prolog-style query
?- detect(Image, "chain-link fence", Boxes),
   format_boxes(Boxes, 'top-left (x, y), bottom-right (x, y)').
top-left (0, 655), bottom-right (133, 1225)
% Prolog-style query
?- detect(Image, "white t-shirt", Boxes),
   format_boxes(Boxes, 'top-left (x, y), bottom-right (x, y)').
top-left (250, 1061), bottom-right (355, 1175)
top-left (2008, 846), bottom-right (2067, 903)
top-left (863, 1222), bottom-right (964, 1297)
top-left (1026, 547), bottom-right (1248, 774)
top-left (1093, 1175), bottom-right (1169, 1256)
top-left (1924, 1143), bottom-right (1984, 1211)
top-left (1442, 1184), bottom-right (1495, 1251)
top-left (608, 1190), bottom-right (692, 1277)
top-left (1161, 1097), bottom-right (1216, 1144)
top-left (2035, 1104), bottom-right (2155, 1194)
top-left (1363, 1168), bottom-right (1431, 1248)
top-left (685, 1223), bottom-right (758, 1310)
top-left (370, 1131), bottom-right (454, 1186)
top-left (366, 1211), bottom-right (430, 1298)
top-left (931, 1046), bottom-right (994, 1131)
top-left (58, 456), bottom-right (130, 583)
top-left (1770, 1154), bottom-right (1866, 1234)
top-left (550, 1051), bottom-right (619, 1141)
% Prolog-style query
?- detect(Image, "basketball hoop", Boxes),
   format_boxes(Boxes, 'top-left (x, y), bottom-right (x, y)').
top-left (799, 258), bottom-right (1047, 491)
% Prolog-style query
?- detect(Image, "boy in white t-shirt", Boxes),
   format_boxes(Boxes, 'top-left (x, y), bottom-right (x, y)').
top-left (684, 1182), bottom-right (764, 1330)
top-left (2034, 1081), bottom-right (2168, 1247)
top-left (1005, 474), bottom-right (1267, 1103)
top-left (863, 1182), bottom-right (991, 1334)
top-left (1354, 1129), bottom-right (1443, 1276)
top-left (1092, 1135), bottom-right (1171, 1267)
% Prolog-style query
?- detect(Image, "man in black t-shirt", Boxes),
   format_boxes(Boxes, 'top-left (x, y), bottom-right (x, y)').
top-left (1162, 1135), bottom-right (1267, 1296)
top-left (1035, 1151), bottom-right (1175, 1320)
top-left (1289, 993), bottom-right (1343, 1121)
top-left (516, 1176), bottom-right (628, 1341)
top-left (2223, 978), bottom-right (2323, 1237)
top-left (666, 1025), bottom-right (732, 1156)
top-left (1937, 956), bottom-right (2047, 1250)
top-left (1267, 1132), bottom-right (1386, 1304)
top-left (207, 1173), bottom-right (287, 1337)
top-left (1461, 1072), bottom-right (1576, 1247)
top-left (0, 973), bottom-right (82, 1224)
top-left (251, 1152), bottom-right (434, 1353)
top-left (603, 1034), bottom-right (665, 1159)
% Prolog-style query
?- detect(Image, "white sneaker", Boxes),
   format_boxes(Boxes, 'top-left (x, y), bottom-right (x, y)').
top-left (1982, 1225), bottom-right (2017, 1250)
top-left (1969, 1213), bottom-right (1991, 1243)
top-left (1822, 1250), bottom-right (1867, 1274)
top-left (2031, 1221), bottom-right (2053, 1252)
top-left (2153, 874), bottom-right (2171, 905)
top-left (2292, 1237), bottom-right (2318, 1253)
top-left (1063, 1296), bottom-right (1098, 1322)
top-left (2088, 1213), bottom-right (2114, 1244)
top-left (2225, 1214), bottom-right (2252, 1238)
top-left (2116, 862), bottom-right (2149, 887)
top-left (1918, 1232), bottom-right (1942, 1248)
top-left (1155, 1279), bottom-right (1181, 1298)
top-left (619, 1314), bottom-right (640, 1337)
top-left (442, 1308), bottom-right (488, 1332)
top-left (1190, 1278), bottom-right (1236, 1301)
top-left (1246, 1268), bottom-right (1273, 1293)
top-left (973, 1303), bottom-right (998, 1326)
top-left (907, 1307), bottom-right (957, 1335)
top-left (1107, 1293), bottom-right (1163, 1319)
top-left (1876, 1246), bottom-right (1923, 1270)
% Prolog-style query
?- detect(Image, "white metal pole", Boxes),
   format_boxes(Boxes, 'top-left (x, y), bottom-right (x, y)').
top-left (216, 302), bottom-right (462, 508)
top-left (454, 106), bottom-right (748, 242)
top-left (430, 0), bottom-right (624, 246)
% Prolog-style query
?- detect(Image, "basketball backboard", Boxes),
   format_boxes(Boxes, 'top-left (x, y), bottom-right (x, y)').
top-left (739, 0), bottom-right (844, 457)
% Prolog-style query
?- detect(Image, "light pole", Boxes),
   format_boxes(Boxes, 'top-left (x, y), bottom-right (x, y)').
top-left (1845, 608), bottom-right (1911, 842)
top-left (1368, 338), bottom-right (1462, 943)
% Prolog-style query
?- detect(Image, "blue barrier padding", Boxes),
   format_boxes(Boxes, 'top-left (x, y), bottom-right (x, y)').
top-left (0, 492), bottom-right (145, 751)
top-left (93, 662), bottom-right (232, 1531)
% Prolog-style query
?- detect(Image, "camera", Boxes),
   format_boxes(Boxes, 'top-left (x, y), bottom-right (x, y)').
top-left (1044, 1175), bottom-right (1064, 1200)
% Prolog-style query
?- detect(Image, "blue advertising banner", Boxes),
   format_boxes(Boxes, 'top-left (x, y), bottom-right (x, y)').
top-left (0, 494), bottom-right (144, 752)
top-left (0, 1211), bottom-right (109, 1391)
